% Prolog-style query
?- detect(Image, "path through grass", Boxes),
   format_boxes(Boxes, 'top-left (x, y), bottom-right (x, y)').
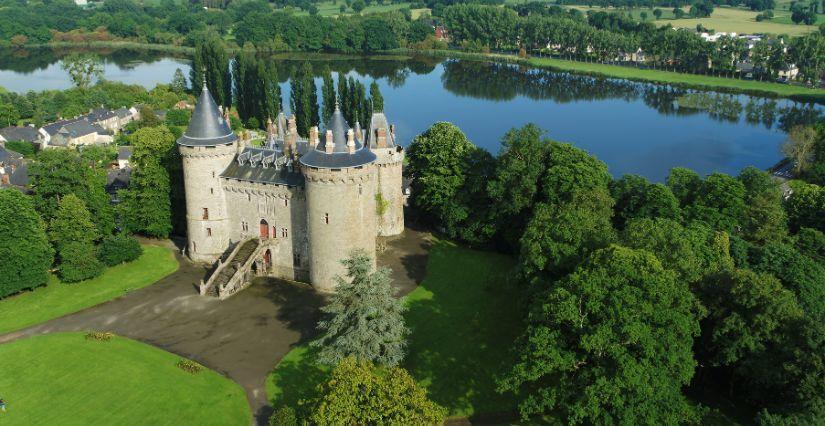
top-left (0, 332), bottom-right (250, 425)
top-left (0, 245), bottom-right (178, 335)
top-left (266, 240), bottom-right (521, 419)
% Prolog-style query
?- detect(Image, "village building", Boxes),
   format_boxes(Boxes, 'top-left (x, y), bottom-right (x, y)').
top-left (0, 125), bottom-right (44, 148)
top-left (39, 119), bottom-right (113, 148)
top-left (0, 145), bottom-right (28, 190)
top-left (178, 83), bottom-right (404, 297)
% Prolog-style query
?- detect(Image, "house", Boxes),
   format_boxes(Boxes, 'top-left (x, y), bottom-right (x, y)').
top-left (0, 126), bottom-right (44, 148)
top-left (174, 101), bottom-right (194, 110)
top-left (617, 48), bottom-right (647, 63)
top-left (40, 119), bottom-right (113, 148)
top-left (778, 64), bottom-right (799, 80)
top-left (117, 146), bottom-right (132, 169)
top-left (106, 167), bottom-right (131, 203)
top-left (86, 106), bottom-right (139, 133)
top-left (435, 25), bottom-right (449, 42)
top-left (0, 146), bottom-right (28, 190)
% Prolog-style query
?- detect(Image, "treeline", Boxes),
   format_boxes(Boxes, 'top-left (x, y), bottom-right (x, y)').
top-left (406, 121), bottom-right (825, 422)
top-left (442, 4), bottom-right (825, 82)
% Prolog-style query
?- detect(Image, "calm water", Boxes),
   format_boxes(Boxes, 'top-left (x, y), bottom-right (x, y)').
top-left (1, 48), bottom-right (821, 181)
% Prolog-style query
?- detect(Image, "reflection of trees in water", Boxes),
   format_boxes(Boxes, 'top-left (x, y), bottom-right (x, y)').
top-left (268, 56), bottom-right (440, 85)
top-left (0, 47), bottom-right (188, 74)
top-left (441, 60), bottom-right (641, 103)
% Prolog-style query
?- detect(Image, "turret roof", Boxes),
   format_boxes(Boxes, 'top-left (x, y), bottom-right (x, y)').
top-left (299, 104), bottom-right (376, 169)
top-left (177, 85), bottom-right (237, 147)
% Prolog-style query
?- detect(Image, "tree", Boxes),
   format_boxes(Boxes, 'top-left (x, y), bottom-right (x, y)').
top-left (119, 126), bottom-right (177, 237)
top-left (171, 68), bottom-right (187, 94)
top-left (191, 34), bottom-right (232, 108)
top-left (61, 53), bottom-right (103, 90)
top-left (784, 181), bottom-right (825, 232)
top-left (369, 80), bottom-right (383, 112)
top-left (738, 166), bottom-right (787, 244)
top-left (311, 250), bottom-right (408, 367)
top-left (499, 246), bottom-right (701, 423)
top-left (751, 243), bottom-right (825, 322)
top-left (653, 8), bottom-right (663, 19)
top-left (321, 67), bottom-right (336, 124)
top-left (640, 11), bottom-right (648, 20)
top-left (308, 358), bottom-right (447, 425)
top-left (98, 234), bottom-right (143, 266)
top-left (610, 174), bottom-right (680, 229)
top-left (0, 102), bottom-right (20, 127)
top-left (50, 194), bottom-right (104, 283)
top-left (782, 125), bottom-right (818, 175)
top-left (796, 227), bottom-right (825, 262)
top-left (352, 0), bottom-right (365, 12)
top-left (684, 173), bottom-right (746, 232)
top-left (290, 62), bottom-right (318, 137)
top-left (0, 189), bottom-right (53, 298)
top-left (30, 149), bottom-right (115, 236)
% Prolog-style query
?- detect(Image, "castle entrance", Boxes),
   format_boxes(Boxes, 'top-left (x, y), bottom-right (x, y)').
top-left (259, 219), bottom-right (269, 238)
top-left (263, 249), bottom-right (272, 270)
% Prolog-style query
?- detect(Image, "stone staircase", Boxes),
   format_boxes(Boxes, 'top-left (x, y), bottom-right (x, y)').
top-left (201, 238), bottom-right (261, 299)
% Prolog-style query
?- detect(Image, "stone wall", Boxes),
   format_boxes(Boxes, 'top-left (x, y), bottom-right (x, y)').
top-left (374, 147), bottom-right (405, 236)
top-left (303, 164), bottom-right (378, 292)
top-left (180, 143), bottom-right (236, 263)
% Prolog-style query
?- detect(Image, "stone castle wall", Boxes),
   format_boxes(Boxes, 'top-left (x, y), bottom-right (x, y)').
top-left (374, 148), bottom-right (405, 237)
top-left (222, 180), bottom-right (310, 282)
top-left (303, 165), bottom-right (378, 292)
top-left (180, 143), bottom-right (236, 263)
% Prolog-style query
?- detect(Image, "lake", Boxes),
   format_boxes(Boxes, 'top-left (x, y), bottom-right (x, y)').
top-left (1, 48), bottom-right (821, 182)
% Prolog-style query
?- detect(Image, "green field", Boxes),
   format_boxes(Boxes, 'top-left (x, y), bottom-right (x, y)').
top-left (565, 5), bottom-right (821, 36)
top-left (0, 332), bottom-right (251, 425)
top-left (266, 240), bottom-right (521, 419)
top-left (0, 244), bottom-right (178, 335)
top-left (281, 0), bottom-right (429, 18)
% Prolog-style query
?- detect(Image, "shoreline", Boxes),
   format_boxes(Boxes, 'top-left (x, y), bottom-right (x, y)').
top-left (9, 41), bottom-right (825, 102)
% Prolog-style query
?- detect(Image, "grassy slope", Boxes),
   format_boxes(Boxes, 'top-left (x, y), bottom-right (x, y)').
top-left (0, 245), bottom-right (178, 335)
top-left (266, 241), bottom-right (521, 419)
top-left (526, 56), bottom-right (825, 99)
top-left (0, 332), bottom-right (250, 425)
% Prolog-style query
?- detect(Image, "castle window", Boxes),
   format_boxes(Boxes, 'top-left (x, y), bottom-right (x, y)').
top-left (284, 199), bottom-right (289, 207)
top-left (358, 184), bottom-right (363, 195)
top-left (273, 226), bottom-right (277, 238)
top-left (210, 188), bottom-right (214, 195)
top-left (293, 253), bottom-right (301, 267)
top-left (248, 194), bottom-right (251, 202)
top-left (192, 241), bottom-right (197, 253)
top-left (282, 228), bottom-right (288, 238)
top-left (324, 213), bottom-right (329, 224)
top-left (202, 208), bottom-right (209, 220)
top-left (206, 228), bottom-right (212, 237)
top-left (212, 171), bottom-right (215, 178)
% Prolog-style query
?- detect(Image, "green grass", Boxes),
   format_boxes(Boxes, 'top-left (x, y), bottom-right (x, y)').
top-left (0, 244), bottom-right (178, 335)
top-left (526, 56), bottom-right (825, 100)
top-left (266, 240), bottom-right (521, 419)
top-left (0, 332), bottom-right (251, 425)
top-left (286, 0), bottom-right (424, 17)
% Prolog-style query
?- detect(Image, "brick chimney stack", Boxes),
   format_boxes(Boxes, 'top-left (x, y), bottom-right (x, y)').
top-left (346, 129), bottom-right (355, 154)
top-left (325, 130), bottom-right (334, 154)
top-left (376, 127), bottom-right (387, 148)
top-left (309, 126), bottom-right (319, 148)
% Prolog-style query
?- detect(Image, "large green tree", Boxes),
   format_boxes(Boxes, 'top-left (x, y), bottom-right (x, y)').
top-left (191, 34), bottom-right (232, 108)
top-left (308, 357), bottom-right (447, 425)
top-left (369, 80), bottom-right (383, 113)
top-left (0, 189), bottom-right (53, 298)
top-left (738, 166), bottom-right (788, 244)
top-left (290, 62), bottom-right (318, 137)
top-left (50, 194), bottom-right (104, 283)
top-left (119, 126), bottom-right (177, 237)
top-left (311, 250), bottom-right (408, 368)
top-left (30, 149), bottom-right (115, 236)
top-left (610, 174), bottom-right (680, 229)
top-left (684, 172), bottom-right (747, 232)
top-left (321, 66), bottom-right (336, 124)
top-left (499, 246), bottom-right (701, 423)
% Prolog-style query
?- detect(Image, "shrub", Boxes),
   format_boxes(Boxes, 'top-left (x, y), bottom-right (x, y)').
top-left (269, 406), bottom-right (298, 426)
top-left (176, 359), bottom-right (203, 374)
top-left (85, 331), bottom-right (114, 341)
top-left (98, 234), bottom-right (143, 266)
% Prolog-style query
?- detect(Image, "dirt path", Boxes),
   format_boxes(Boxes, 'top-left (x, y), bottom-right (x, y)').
top-left (0, 229), bottom-right (432, 424)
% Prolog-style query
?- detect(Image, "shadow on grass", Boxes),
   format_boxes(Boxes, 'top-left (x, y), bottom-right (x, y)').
top-left (402, 241), bottom-right (522, 421)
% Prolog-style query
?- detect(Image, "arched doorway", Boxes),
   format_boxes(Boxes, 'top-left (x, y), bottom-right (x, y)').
top-left (259, 219), bottom-right (269, 238)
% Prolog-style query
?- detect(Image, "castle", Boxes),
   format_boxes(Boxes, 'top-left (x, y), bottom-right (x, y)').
top-left (177, 84), bottom-right (404, 295)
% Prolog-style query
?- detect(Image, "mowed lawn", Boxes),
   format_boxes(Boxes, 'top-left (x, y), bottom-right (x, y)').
top-left (266, 240), bottom-right (521, 419)
top-left (0, 245), bottom-right (178, 335)
top-left (0, 332), bottom-right (250, 425)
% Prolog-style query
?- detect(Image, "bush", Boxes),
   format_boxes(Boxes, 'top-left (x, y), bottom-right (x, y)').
top-left (4, 140), bottom-right (36, 156)
top-left (85, 331), bottom-right (114, 341)
top-left (98, 234), bottom-right (143, 266)
top-left (58, 241), bottom-right (105, 283)
top-left (176, 359), bottom-right (203, 374)
top-left (269, 406), bottom-right (298, 426)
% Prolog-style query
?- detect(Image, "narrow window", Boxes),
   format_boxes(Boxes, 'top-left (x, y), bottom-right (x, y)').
top-left (293, 253), bottom-right (301, 267)
top-left (358, 184), bottom-right (363, 195)
top-left (284, 199), bottom-right (289, 207)
top-left (282, 228), bottom-right (288, 238)
top-left (324, 213), bottom-right (329, 224)
top-left (202, 208), bottom-right (209, 220)
top-left (210, 188), bottom-right (214, 195)
top-left (273, 226), bottom-right (277, 238)
top-left (206, 228), bottom-right (212, 237)
top-left (212, 171), bottom-right (215, 178)
top-left (248, 194), bottom-right (251, 202)
top-left (192, 241), bottom-right (196, 253)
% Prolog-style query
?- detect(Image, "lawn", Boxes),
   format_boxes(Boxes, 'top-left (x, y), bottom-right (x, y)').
top-left (0, 244), bottom-right (178, 335)
top-left (266, 240), bottom-right (522, 419)
top-left (526, 56), bottom-right (825, 100)
top-left (285, 0), bottom-right (429, 17)
top-left (0, 332), bottom-right (251, 425)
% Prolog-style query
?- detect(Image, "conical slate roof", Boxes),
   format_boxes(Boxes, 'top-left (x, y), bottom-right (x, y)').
top-left (299, 105), bottom-right (376, 169)
top-left (177, 85), bottom-right (237, 147)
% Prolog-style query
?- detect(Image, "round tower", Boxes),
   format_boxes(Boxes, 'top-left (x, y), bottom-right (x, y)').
top-left (300, 106), bottom-right (378, 292)
top-left (367, 113), bottom-right (404, 236)
top-left (177, 84), bottom-right (238, 263)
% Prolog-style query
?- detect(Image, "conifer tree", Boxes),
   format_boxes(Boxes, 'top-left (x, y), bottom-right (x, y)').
top-left (290, 62), bottom-right (318, 136)
top-left (259, 58), bottom-right (281, 125)
top-left (346, 76), bottom-right (359, 124)
top-left (369, 80), bottom-right (383, 112)
top-left (321, 66), bottom-right (336, 124)
top-left (0, 189), bottom-right (53, 298)
top-left (337, 73), bottom-right (348, 120)
top-left (50, 194), bottom-right (104, 283)
top-left (191, 34), bottom-right (231, 107)
top-left (311, 250), bottom-right (409, 368)
top-left (171, 68), bottom-right (187, 94)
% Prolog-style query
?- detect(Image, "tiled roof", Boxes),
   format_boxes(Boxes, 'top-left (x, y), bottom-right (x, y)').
top-left (0, 126), bottom-right (40, 143)
top-left (221, 147), bottom-right (303, 186)
top-left (177, 85), bottom-right (237, 147)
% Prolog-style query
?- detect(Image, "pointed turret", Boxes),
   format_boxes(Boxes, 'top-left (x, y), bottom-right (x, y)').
top-left (177, 85), bottom-right (238, 147)
top-left (299, 104), bottom-right (376, 168)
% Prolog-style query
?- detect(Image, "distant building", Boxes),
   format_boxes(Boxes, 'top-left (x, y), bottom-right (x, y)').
top-left (117, 146), bottom-right (132, 169)
top-left (778, 64), bottom-right (799, 80)
top-left (0, 146), bottom-right (28, 190)
top-left (39, 119), bottom-right (113, 148)
top-left (0, 126), bottom-right (44, 148)
top-left (435, 25), bottom-right (449, 42)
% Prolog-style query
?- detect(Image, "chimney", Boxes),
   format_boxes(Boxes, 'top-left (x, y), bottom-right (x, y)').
top-left (309, 126), bottom-right (319, 147)
top-left (325, 130), bottom-right (334, 154)
top-left (286, 116), bottom-right (298, 153)
top-left (267, 117), bottom-right (275, 138)
top-left (376, 128), bottom-right (387, 148)
top-left (354, 122), bottom-right (362, 141)
top-left (346, 129), bottom-right (355, 154)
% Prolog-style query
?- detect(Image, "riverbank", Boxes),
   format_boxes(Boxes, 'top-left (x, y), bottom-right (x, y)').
top-left (24, 41), bottom-right (193, 55)
top-left (392, 48), bottom-right (825, 103)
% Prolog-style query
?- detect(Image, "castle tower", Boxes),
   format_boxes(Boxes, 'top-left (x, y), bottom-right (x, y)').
top-left (300, 105), bottom-right (378, 292)
top-left (177, 84), bottom-right (238, 263)
top-left (367, 113), bottom-right (404, 236)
